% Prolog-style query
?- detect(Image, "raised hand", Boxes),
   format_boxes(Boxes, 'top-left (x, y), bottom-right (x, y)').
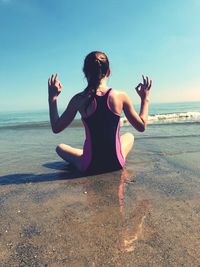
top-left (48, 73), bottom-right (63, 101)
top-left (135, 75), bottom-right (152, 101)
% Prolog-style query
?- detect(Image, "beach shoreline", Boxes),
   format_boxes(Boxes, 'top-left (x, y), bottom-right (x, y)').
top-left (0, 132), bottom-right (200, 266)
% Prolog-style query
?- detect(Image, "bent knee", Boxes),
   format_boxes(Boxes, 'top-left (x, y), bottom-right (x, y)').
top-left (56, 143), bottom-right (65, 154)
top-left (125, 132), bottom-right (135, 144)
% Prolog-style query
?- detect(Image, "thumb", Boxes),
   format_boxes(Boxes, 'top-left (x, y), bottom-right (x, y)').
top-left (59, 82), bottom-right (63, 89)
top-left (135, 83), bottom-right (142, 92)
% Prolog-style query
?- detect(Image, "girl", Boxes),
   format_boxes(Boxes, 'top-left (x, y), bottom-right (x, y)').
top-left (48, 51), bottom-right (152, 174)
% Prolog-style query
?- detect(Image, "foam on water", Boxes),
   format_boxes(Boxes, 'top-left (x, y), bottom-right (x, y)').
top-left (148, 111), bottom-right (200, 123)
top-left (120, 111), bottom-right (200, 126)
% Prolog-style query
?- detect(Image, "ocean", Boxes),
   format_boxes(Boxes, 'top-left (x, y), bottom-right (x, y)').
top-left (0, 101), bottom-right (200, 179)
top-left (1, 101), bottom-right (200, 130)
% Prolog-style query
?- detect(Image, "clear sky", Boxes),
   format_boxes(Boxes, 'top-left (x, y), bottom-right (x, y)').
top-left (1, 0), bottom-right (200, 111)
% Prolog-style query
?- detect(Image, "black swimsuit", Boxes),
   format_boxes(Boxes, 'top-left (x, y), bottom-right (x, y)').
top-left (81, 88), bottom-right (125, 174)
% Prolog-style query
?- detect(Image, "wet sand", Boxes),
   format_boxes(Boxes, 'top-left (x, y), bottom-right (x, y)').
top-left (0, 142), bottom-right (200, 267)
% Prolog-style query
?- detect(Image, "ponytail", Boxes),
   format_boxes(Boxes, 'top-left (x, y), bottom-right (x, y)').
top-left (83, 51), bottom-right (110, 115)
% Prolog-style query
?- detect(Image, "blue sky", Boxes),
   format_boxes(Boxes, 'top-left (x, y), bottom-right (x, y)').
top-left (1, 0), bottom-right (200, 111)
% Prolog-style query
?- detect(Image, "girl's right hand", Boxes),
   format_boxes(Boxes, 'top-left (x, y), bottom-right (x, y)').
top-left (135, 75), bottom-right (152, 102)
top-left (48, 73), bottom-right (63, 101)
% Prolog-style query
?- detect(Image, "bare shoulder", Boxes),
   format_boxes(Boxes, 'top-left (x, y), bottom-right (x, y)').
top-left (72, 91), bottom-right (85, 100)
top-left (110, 89), bottom-right (129, 101)
top-left (107, 89), bottom-right (125, 114)
top-left (70, 90), bottom-right (86, 107)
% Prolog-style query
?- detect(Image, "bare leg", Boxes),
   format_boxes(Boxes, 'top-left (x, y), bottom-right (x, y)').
top-left (120, 133), bottom-right (134, 160)
top-left (56, 143), bottom-right (83, 171)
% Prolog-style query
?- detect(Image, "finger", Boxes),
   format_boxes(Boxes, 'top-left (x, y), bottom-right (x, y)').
top-left (146, 76), bottom-right (149, 88)
top-left (55, 73), bottom-right (58, 82)
top-left (142, 75), bottom-right (146, 86)
top-left (55, 79), bottom-right (62, 87)
top-left (135, 83), bottom-right (142, 91)
top-left (51, 74), bottom-right (54, 85)
top-left (59, 82), bottom-right (63, 89)
top-left (148, 80), bottom-right (152, 90)
top-left (48, 78), bottom-right (51, 87)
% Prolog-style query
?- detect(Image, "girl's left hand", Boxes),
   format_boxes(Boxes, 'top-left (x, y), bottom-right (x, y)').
top-left (48, 73), bottom-right (63, 101)
top-left (135, 75), bottom-right (152, 102)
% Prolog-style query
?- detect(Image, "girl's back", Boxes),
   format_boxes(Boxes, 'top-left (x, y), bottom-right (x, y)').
top-left (80, 88), bottom-right (125, 173)
top-left (75, 87), bottom-right (124, 119)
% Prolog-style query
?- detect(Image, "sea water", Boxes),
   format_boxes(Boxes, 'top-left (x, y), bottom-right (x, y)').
top-left (0, 101), bottom-right (200, 179)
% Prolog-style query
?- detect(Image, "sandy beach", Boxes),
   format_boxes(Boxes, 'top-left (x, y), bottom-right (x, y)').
top-left (0, 123), bottom-right (200, 266)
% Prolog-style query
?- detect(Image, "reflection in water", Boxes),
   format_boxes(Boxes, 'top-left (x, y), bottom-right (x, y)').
top-left (118, 168), bottom-right (126, 215)
top-left (123, 214), bottom-right (146, 252)
top-left (119, 169), bottom-right (149, 252)
top-left (81, 168), bottom-right (149, 257)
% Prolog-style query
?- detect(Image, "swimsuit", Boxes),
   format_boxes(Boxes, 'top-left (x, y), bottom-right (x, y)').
top-left (81, 88), bottom-right (125, 174)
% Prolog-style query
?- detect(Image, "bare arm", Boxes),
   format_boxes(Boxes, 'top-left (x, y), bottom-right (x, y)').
top-left (123, 75), bottom-right (152, 132)
top-left (48, 74), bottom-right (77, 133)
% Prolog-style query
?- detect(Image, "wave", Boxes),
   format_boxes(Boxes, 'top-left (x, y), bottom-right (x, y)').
top-left (0, 111), bottom-right (200, 130)
top-left (120, 112), bottom-right (200, 126)
top-left (148, 111), bottom-right (200, 123)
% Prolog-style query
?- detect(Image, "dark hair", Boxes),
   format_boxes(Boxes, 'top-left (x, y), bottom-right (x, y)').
top-left (83, 51), bottom-right (110, 114)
